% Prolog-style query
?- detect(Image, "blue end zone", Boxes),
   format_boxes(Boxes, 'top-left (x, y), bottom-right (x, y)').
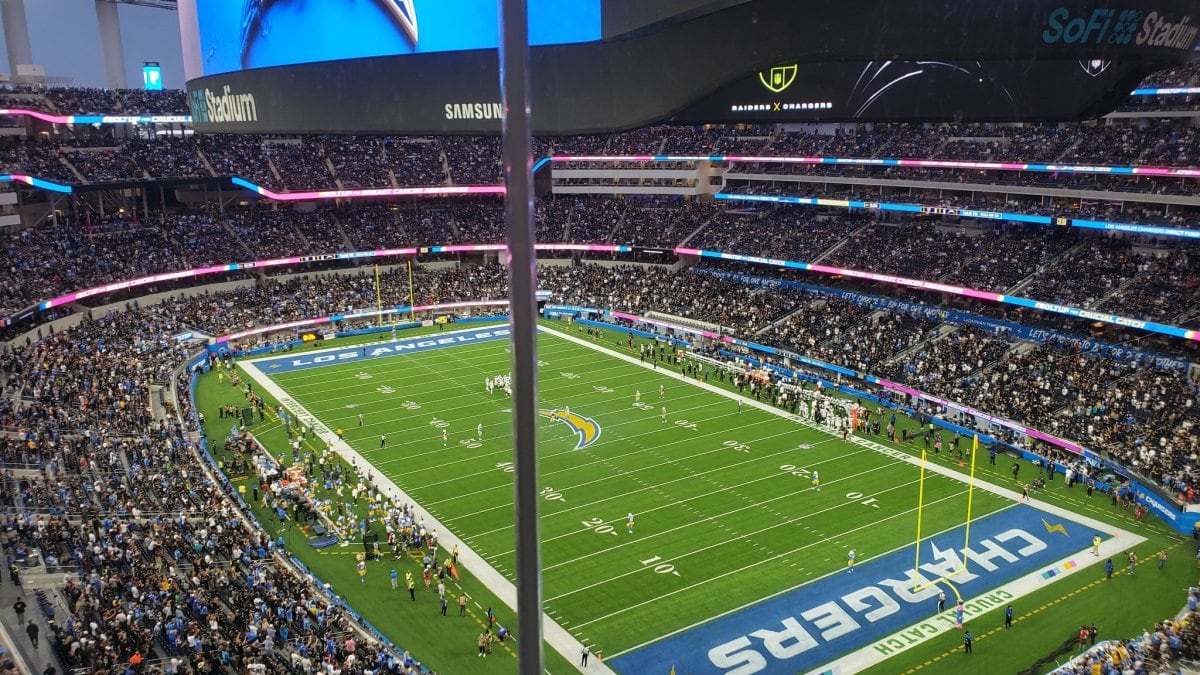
top-left (609, 504), bottom-right (1106, 675)
top-left (252, 327), bottom-right (511, 374)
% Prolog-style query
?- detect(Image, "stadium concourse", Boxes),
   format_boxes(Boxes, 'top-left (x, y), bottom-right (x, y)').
top-left (0, 64), bottom-right (1199, 674)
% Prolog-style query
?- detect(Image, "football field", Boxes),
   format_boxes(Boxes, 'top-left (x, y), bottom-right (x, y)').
top-left (239, 322), bottom-right (1140, 674)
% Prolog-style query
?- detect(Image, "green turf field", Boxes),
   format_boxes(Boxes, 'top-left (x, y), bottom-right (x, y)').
top-left (195, 319), bottom-right (1190, 674)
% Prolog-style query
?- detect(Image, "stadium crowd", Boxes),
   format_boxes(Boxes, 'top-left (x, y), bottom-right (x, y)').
top-left (6, 113), bottom-right (1200, 197)
top-left (722, 181), bottom-right (1200, 235)
top-left (3, 198), bottom-right (1199, 363)
top-left (7, 259), bottom-right (1192, 506)
top-left (0, 309), bottom-right (424, 674)
top-left (1, 62), bottom-right (1198, 675)
top-left (1051, 592), bottom-right (1199, 674)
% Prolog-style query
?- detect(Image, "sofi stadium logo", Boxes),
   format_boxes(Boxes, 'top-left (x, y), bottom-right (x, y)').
top-left (1043, 8), bottom-right (1197, 49)
top-left (189, 86), bottom-right (258, 125)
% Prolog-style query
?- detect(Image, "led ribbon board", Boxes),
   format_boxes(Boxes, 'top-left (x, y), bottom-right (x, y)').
top-left (675, 247), bottom-right (1200, 343)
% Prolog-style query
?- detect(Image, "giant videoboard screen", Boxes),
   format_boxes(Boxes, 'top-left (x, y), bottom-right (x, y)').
top-left (672, 58), bottom-right (1148, 123)
top-left (197, 0), bottom-right (601, 76)
top-left (181, 0), bottom-right (1200, 135)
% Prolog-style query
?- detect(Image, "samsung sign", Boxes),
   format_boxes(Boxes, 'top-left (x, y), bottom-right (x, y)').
top-left (1042, 8), bottom-right (1198, 49)
top-left (444, 102), bottom-right (503, 120)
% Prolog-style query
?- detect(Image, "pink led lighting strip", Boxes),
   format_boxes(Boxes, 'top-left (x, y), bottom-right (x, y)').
top-left (230, 177), bottom-right (505, 201)
top-left (31, 244), bottom-right (630, 315)
top-left (674, 247), bottom-right (1200, 342)
top-left (550, 155), bottom-right (1200, 179)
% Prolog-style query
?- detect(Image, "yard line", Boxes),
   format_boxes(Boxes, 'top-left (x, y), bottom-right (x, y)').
top-left (417, 407), bottom-right (824, 507)
top-left (451, 437), bottom-right (847, 526)
top-left (355, 384), bottom-right (715, 455)
top-left (274, 341), bottom-right (615, 399)
top-left (276, 358), bottom-right (652, 426)
top-left (416, 423), bottom-right (810, 493)
top-left (530, 452), bottom-right (898, 566)
top-left (272, 337), bottom-right (714, 430)
top-left (543, 472), bottom-right (931, 601)
top-left (602, 503), bottom-right (1020, 660)
top-left (273, 337), bottom-right (637, 397)
top-left (563, 488), bottom-right (975, 622)
top-left (283, 345), bottom-right (718, 444)
top-left (365, 393), bottom-right (763, 467)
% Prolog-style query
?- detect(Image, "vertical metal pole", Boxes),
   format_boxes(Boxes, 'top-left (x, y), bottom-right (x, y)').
top-left (1, 0), bottom-right (34, 74)
top-left (94, 0), bottom-right (129, 90)
top-left (498, 0), bottom-right (542, 673)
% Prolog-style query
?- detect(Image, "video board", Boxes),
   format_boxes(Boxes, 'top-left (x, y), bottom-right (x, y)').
top-left (197, 0), bottom-right (600, 76)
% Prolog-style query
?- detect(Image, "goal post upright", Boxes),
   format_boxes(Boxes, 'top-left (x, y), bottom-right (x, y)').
top-left (959, 434), bottom-right (979, 574)
top-left (911, 435), bottom-right (981, 596)
top-left (912, 449), bottom-right (928, 592)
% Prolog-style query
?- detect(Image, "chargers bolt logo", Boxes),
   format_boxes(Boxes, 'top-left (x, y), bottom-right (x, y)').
top-left (539, 408), bottom-right (601, 449)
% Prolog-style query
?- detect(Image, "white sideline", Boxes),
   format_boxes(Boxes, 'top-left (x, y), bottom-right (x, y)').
top-left (240, 352), bottom-right (612, 675)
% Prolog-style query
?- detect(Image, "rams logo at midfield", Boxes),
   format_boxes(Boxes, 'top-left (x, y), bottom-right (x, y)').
top-left (538, 409), bottom-right (601, 450)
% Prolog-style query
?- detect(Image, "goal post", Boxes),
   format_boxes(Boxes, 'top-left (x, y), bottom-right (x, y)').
top-left (911, 435), bottom-right (980, 599)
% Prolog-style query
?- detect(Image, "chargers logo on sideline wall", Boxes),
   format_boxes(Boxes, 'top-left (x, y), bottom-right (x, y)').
top-left (609, 504), bottom-right (1105, 675)
top-left (538, 408), bottom-right (601, 449)
top-left (254, 327), bottom-right (510, 374)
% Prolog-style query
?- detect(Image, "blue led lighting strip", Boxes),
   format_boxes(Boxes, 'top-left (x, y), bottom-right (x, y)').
top-left (714, 192), bottom-right (1200, 241)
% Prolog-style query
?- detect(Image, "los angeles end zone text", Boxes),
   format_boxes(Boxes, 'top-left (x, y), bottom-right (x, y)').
top-left (243, 327), bottom-right (1123, 675)
top-left (254, 327), bottom-right (511, 373)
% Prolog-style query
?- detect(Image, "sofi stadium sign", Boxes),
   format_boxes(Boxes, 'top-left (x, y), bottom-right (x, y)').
top-left (189, 85), bottom-right (259, 124)
top-left (1042, 7), bottom-right (1198, 49)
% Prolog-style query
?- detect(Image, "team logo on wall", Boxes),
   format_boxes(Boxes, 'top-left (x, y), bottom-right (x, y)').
top-left (758, 65), bottom-right (798, 93)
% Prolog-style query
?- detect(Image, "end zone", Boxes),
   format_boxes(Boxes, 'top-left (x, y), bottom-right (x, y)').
top-left (246, 324), bottom-right (511, 374)
top-left (607, 503), bottom-right (1142, 675)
